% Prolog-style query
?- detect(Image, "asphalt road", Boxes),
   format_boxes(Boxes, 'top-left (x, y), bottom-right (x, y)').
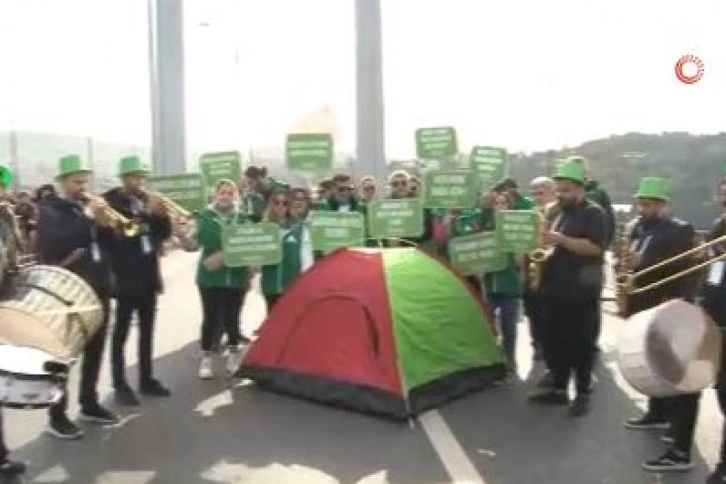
top-left (1, 251), bottom-right (721, 484)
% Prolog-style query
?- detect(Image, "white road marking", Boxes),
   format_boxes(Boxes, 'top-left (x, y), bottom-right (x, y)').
top-left (419, 410), bottom-right (486, 484)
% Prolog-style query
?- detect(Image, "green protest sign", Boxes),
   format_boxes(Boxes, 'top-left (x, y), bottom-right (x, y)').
top-left (469, 146), bottom-right (508, 190)
top-left (307, 211), bottom-right (366, 253)
top-left (449, 231), bottom-right (507, 275)
top-left (368, 199), bottom-right (424, 239)
top-left (423, 170), bottom-right (479, 209)
top-left (495, 210), bottom-right (541, 253)
top-left (147, 174), bottom-right (206, 213)
top-left (222, 222), bottom-right (281, 267)
top-left (415, 127), bottom-right (458, 160)
top-left (200, 151), bottom-right (242, 194)
top-left (286, 133), bottom-right (333, 172)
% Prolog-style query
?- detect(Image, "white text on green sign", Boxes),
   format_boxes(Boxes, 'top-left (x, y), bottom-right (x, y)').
top-left (424, 170), bottom-right (478, 209)
top-left (286, 133), bottom-right (333, 172)
top-left (223, 223), bottom-right (282, 267)
top-left (368, 199), bottom-right (424, 239)
top-left (449, 231), bottom-right (507, 274)
top-left (308, 211), bottom-right (365, 253)
top-left (415, 126), bottom-right (458, 160)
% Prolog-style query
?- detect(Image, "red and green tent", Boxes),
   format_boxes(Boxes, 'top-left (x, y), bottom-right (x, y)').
top-left (238, 247), bottom-right (505, 420)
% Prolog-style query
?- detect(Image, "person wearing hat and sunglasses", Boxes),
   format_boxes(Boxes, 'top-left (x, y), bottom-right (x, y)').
top-left (618, 177), bottom-right (702, 472)
top-left (528, 160), bottom-right (608, 417)
top-left (36, 155), bottom-right (119, 439)
top-left (102, 156), bottom-right (172, 405)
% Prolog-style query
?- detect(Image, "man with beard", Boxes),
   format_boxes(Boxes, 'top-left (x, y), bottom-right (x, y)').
top-left (528, 160), bottom-right (607, 417)
top-left (37, 155), bottom-right (118, 439)
top-left (693, 178), bottom-right (726, 483)
top-left (618, 177), bottom-right (701, 472)
top-left (103, 155), bottom-right (172, 405)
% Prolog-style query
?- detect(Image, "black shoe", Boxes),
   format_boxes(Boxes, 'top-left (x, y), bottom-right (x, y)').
top-left (0, 457), bottom-right (26, 476)
top-left (536, 372), bottom-right (555, 388)
top-left (625, 414), bottom-right (669, 430)
top-left (140, 379), bottom-right (171, 397)
top-left (528, 389), bottom-right (569, 405)
top-left (642, 449), bottom-right (694, 472)
top-left (114, 385), bottom-right (140, 406)
top-left (568, 394), bottom-right (590, 417)
top-left (707, 463), bottom-right (726, 484)
top-left (79, 403), bottom-right (118, 425)
top-left (46, 415), bottom-right (84, 440)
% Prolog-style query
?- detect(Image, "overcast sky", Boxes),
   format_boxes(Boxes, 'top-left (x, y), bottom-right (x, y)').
top-left (0, 0), bottom-right (724, 158)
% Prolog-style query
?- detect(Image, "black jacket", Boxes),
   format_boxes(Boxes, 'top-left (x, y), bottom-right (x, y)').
top-left (103, 188), bottom-right (172, 298)
top-left (36, 196), bottom-right (115, 297)
top-left (626, 216), bottom-right (700, 316)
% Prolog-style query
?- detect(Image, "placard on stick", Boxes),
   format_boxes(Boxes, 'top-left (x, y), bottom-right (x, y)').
top-left (469, 146), bottom-right (507, 190)
top-left (308, 211), bottom-right (366, 253)
top-left (222, 223), bottom-right (282, 267)
top-left (495, 210), bottom-right (541, 253)
top-left (286, 133), bottom-right (333, 172)
top-left (415, 127), bottom-right (458, 160)
top-left (368, 199), bottom-right (424, 239)
top-left (449, 231), bottom-right (507, 275)
top-left (423, 170), bottom-right (479, 209)
top-left (147, 174), bottom-right (205, 213)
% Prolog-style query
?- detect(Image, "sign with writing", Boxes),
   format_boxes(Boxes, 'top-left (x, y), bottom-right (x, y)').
top-left (415, 127), bottom-right (458, 160)
top-left (147, 174), bottom-right (206, 213)
top-left (469, 146), bottom-right (507, 190)
top-left (423, 170), bottom-right (479, 209)
top-left (449, 232), bottom-right (507, 275)
top-left (200, 151), bottom-right (242, 194)
top-left (495, 210), bottom-right (540, 253)
top-left (368, 199), bottom-right (424, 239)
top-left (222, 223), bottom-right (282, 267)
top-left (307, 211), bottom-right (366, 253)
top-left (285, 133), bottom-right (334, 172)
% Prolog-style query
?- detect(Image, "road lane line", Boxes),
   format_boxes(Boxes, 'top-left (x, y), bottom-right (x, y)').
top-left (419, 410), bottom-right (486, 484)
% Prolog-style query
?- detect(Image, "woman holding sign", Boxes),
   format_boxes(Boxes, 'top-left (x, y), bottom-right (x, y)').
top-left (260, 189), bottom-right (314, 322)
top-left (180, 179), bottom-right (251, 379)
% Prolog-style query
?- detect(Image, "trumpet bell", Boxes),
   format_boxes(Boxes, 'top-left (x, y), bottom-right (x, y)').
top-left (529, 249), bottom-right (548, 263)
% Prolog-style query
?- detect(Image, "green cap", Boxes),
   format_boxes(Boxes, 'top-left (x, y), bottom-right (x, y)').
top-left (118, 155), bottom-right (149, 177)
top-left (0, 165), bottom-right (13, 189)
top-left (57, 154), bottom-right (92, 179)
top-left (552, 160), bottom-right (585, 184)
top-left (634, 177), bottom-right (670, 201)
top-left (269, 178), bottom-right (290, 194)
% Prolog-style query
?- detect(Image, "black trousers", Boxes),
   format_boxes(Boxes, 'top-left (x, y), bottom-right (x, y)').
top-left (199, 287), bottom-right (244, 352)
top-left (112, 293), bottom-right (158, 388)
top-left (0, 412), bottom-right (7, 461)
top-left (646, 394), bottom-right (701, 454)
top-left (523, 292), bottom-right (548, 364)
top-left (718, 381), bottom-right (726, 463)
top-left (50, 298), bottom-right (110, 420)
top-left (545, 298), bottom-right (598, 395)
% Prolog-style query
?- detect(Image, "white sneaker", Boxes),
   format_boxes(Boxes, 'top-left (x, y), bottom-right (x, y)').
top-left (226, 347), bottom-right (240, 374)
top-left (198, 355), bottom-right (214, 380)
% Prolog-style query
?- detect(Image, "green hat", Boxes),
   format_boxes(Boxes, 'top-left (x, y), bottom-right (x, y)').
top-left (269, 178), bottom-right (290, 194)
top-left (0, 165), bottom-right (13, 189)
top-left (634, 177), bottom-right (670, 201)
top-left (552, 160), bottom-right (585, 184)
top-left (57, 154), bottom-right (92, 179)
top-left (118, 155), bottom-right (149, 177)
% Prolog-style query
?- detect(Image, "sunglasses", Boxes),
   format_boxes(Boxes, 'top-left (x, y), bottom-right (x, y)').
top-left (273, 200), bottom-right (288, 206)
top-left (337, 186), bottom-right (353, 192)
top-left (391, 181), bottom-right (407, 188)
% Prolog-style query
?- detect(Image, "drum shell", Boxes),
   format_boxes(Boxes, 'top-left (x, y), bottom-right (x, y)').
top-left (617, 299), bottom-right (722, 397)
top-left (0, 265), bottom-right (102, 361)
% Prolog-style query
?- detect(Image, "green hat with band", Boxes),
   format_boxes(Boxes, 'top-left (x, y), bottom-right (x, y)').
top-left (552, 160), bottom-right (585, 184)
top-left (118, 155), bottom-right (150, 177)
top-left (634, 177), bottom-right (670, 201)
top-left (0, 165), bottom-right (13, 189)
top-left (57, 154), bottom-right (92, 179)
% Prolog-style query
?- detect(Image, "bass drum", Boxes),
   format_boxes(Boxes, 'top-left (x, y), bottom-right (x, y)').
top-left (0, 265), bottom-right (102, 362)
top-left (617, 299), bottom-right (723, 397)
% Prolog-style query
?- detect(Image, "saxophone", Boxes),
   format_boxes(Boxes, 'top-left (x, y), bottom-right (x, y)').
top-left (528, 202), bottom-right (556, 292)
top-left (614, 216), bottom-right (639, 317)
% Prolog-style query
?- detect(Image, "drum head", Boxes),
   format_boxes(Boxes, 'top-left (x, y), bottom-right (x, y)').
top-left (0, 306), bottom-right (71, 361)
top-left (0, 345), bottom-right (53, 378)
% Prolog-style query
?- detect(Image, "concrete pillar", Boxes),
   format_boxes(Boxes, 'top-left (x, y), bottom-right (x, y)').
top-left (148, 0), bottom-right (187, 175)
top-left (355, 0), bottom-right (386, 182)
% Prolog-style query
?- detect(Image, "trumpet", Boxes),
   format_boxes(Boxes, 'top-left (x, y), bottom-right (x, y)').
top-left (80, 194), bottom-right (140, 237)
top-left (615, 229), bottom-right (722, 296)
top-left (145, 191), bottom-right (194, 221)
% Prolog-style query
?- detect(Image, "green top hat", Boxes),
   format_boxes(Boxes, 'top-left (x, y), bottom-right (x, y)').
top-left (552, 160), bottom-right (585, 184)
top-left (57, 154), bottom-right (92, 179)
top-left (118, 155), bottom-right (149, 177)
top-left (634, 177), bottom-right (670, 201)
top-left (0, 165), bottom-right (13, 189)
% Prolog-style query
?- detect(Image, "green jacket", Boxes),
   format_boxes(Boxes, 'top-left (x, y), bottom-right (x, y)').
top-left (449, 208), bottom-right (482, 237)
top-left (511, 192), bottom-right (535, 210)
top-left (480, 210), bottom-right (522, 297)
top-left (261, 222), bottom-right (309, 296)
top-left (241, 193), bottom-right (266, 222)
top-left (585, 179), bottom-right (616, 245)
top-left (194, 206), bottom-right (250, 288)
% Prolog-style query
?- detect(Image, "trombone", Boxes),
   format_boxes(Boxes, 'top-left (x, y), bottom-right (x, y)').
top-left (615, 232), bottom-right (722, 295)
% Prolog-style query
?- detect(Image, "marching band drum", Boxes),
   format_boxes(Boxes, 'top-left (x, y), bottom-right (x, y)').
top-left (617, 298), bottom-right (723, 397)
top-left (0, 265), bottom-right (102, 408)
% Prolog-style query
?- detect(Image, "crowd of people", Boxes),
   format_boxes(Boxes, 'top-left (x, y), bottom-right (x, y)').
top-left (0, 153), bottom-right (723, 484)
